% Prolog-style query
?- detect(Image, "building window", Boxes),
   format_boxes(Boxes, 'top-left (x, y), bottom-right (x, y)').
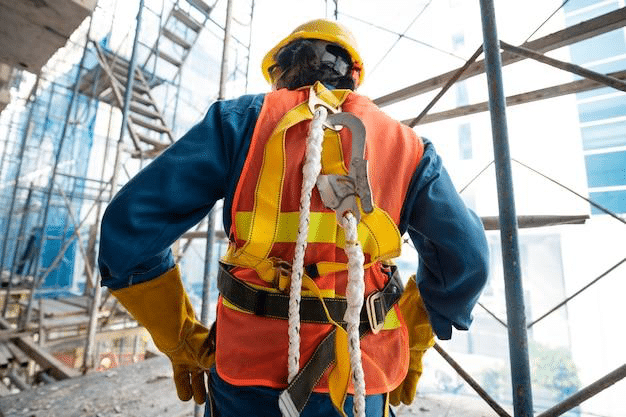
top-left (569, 31), bottom-right (626, 66)
top-left (458, 123), bottom-right (472, 160)
top-left (581, 119), bottom-right (626, 150)
top-left (455, 81), bottom-right (469, 106)
top-left (452, 32), bottom-right (464, 50)
top-left (589, 189), bottom-right (626, 214)
top-left (585, 150), bottom-right (626, 188)
top-left (578, 93), bottom-right (626, 123)
top-left (564, 1), bottom-right (620, 27)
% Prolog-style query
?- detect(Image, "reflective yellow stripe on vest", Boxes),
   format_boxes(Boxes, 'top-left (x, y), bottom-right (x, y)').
top-left (234, 209), bottom-right (401, 262)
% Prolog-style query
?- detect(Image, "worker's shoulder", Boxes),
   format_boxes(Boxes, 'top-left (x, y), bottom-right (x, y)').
top-left (346, 92), bottom-right (417, 130)
top-left (345, 91), bottom-right (393, 117)
top-left (215, 92), bottom-right (266, 115)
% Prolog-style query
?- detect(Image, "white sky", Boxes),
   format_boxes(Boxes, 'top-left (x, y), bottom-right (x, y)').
top-left (95, 0), bottom-right (572, 104)
top-left (245, 0), bottom-right (569, 97)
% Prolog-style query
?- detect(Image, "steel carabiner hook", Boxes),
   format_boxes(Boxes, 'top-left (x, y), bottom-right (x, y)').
top-left (316, 112), bottom-right (374, 223)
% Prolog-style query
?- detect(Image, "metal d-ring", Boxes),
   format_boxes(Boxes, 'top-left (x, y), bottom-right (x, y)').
top-left (308, 86), bottom-right (342, 131)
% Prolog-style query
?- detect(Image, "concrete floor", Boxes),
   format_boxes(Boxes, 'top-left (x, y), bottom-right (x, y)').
top-left (394, 393), bottom-right (502, 417)
top-left (0, 356), bottom-right (501, 417)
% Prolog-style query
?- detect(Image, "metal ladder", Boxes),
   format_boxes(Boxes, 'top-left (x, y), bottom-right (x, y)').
top-left (78, 43), bottom-right (173, 158)
top-left (77, 0), bottom-right (215, 158)
top-left (143, 0), bottom-right (215, 78)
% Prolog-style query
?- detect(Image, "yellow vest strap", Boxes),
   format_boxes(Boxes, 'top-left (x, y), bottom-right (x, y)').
top-left (237, 101), bottom-right (310, 262)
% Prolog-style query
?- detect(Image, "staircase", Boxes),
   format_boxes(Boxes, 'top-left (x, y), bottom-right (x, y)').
top-left (77, 0), bottom-right (215, 158)
top-left (144, 0), bottom-right (215, 77)
top-left (79, 44), bottom-right (174, 158)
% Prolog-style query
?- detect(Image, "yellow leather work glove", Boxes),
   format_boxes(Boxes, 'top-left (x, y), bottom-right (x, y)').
top-left (389, 275), bottom-right (435, 406)
top-left (111, 265), bottom-right (215, 404)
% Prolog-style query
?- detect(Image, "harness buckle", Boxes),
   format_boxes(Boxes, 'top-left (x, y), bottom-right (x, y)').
top-left (272, 259), bottom-right (292, 292)
top-left (365, 291), bottom-right (386, 334)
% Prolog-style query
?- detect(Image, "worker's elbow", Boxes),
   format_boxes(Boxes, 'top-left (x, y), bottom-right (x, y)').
top-left (97, 201), bottom-right (128, 289)
top-left (469, 227), bottom-right (490, 297)
top-left (98, 208), bottom-right (115, 261)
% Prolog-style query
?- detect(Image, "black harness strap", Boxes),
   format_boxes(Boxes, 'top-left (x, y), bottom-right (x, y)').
top-left (279, 329), bottom-right (337, 416)
top-left (217, 262), bottom-right (402, 328)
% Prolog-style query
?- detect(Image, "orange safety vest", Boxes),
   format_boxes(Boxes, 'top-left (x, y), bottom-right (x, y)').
top-left (216, 83), bottom-right (424, 394)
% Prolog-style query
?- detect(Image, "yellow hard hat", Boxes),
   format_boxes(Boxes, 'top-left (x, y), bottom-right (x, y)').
top-left (261, 19), bottom-right (364, 87)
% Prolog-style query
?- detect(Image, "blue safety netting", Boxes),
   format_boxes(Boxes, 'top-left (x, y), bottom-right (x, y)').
top-left (0, 46), bottom-right (99, 293)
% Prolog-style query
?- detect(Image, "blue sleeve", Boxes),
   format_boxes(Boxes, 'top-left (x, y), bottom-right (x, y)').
top-left (98, 94), bottom-right (264, 290)
top-left (399, 139), bottom-right (489, 340)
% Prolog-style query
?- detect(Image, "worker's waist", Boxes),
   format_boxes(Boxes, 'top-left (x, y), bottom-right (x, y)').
top-left (217, 262), bottom-right (403, 333)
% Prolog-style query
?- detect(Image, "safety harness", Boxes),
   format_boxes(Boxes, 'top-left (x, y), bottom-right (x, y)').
top-left (217, 263), bottom-right (402, 415)
top-left (219, 83), bottom-right (405, 417)
top-left (218, 263), bottom-right (402, 331)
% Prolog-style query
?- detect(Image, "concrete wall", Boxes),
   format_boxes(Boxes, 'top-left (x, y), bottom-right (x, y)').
top-left (0, 0), bottom-right (97, 73)
top-left (0, 63), bottom-right (13, 113)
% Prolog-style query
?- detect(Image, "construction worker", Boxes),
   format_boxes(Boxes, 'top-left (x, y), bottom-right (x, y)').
top-left (98, 19), bottom-right (488, 417)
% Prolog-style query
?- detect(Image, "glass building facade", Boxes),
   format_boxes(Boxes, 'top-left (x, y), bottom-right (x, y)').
top-left (564, 0), bottom-right (626, 214)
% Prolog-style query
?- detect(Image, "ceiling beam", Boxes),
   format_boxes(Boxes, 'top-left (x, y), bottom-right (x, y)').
top-left (0, 0), bottom-right (97, 72)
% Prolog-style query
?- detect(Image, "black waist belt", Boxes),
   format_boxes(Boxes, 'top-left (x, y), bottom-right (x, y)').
top-left (217, 262), bottom-right (403, 332)
top-left (217, 261), bottom-right (404, 417)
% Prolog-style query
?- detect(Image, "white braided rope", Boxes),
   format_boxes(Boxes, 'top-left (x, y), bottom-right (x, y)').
top-left (287, 106), bottom-right (328, 382)
top-left (341, 212), bottom-right (366, 417)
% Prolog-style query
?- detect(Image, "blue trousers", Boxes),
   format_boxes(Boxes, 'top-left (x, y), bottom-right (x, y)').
top-left (206, 368), bottom-right (393, 417)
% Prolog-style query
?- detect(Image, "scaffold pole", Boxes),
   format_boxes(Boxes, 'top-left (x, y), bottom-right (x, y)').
top-left (0, 77), bottom-right (40, 318)
top-left (478, 0), bottom-right (534, 415)
top-left (195, 1), bottom-right (234, 415)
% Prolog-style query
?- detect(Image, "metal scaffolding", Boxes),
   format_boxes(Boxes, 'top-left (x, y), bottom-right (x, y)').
top-left (0, 2), bottom-right (624, 416)
top-left (376, 5), bottom-right (626, 417)
top-left (0, 0), bottom-right (254, 388)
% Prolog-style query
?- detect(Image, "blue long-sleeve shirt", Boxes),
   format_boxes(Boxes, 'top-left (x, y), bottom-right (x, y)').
top-left (98, 92), bottom-right (488, 340)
